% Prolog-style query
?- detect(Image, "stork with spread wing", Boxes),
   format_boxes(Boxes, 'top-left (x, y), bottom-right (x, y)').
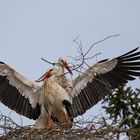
top-left (0, 48), bottom-right (140, 128)
top-left (0, 58), bottom-right (72, 128)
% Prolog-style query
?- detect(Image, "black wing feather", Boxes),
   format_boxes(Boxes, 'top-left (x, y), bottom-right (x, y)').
top-left (71, 48), bottom-right (140, 117)
top-left (0, 76), bottom-right (41, 120)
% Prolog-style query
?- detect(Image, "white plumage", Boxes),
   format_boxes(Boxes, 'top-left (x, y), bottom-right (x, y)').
top-left (43, 68), bottom-right (72, 127)
top-left (35, 58), bottom-right (73, 128)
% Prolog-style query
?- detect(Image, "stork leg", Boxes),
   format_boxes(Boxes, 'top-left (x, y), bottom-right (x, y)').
top-left (46, 114), bottom-right (53, 129)
top-left (64, 112), bottom-right (72, 128)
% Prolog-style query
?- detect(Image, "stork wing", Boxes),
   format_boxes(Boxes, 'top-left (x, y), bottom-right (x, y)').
top-left (70, 47), bottom-right (140, 117)
top-left (0, 62), bottom-right (43, 120)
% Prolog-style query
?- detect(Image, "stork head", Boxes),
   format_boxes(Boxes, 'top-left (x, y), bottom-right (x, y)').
top-left (36, 68), bottom-right (57, 82)
top-left (58, 57), bottom-right (72, 74)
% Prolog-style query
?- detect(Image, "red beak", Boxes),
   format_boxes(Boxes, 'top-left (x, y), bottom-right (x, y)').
top-left (63, 62), bottom-right (72, 75)
top-left (36, 72), bottom-right (50, 82)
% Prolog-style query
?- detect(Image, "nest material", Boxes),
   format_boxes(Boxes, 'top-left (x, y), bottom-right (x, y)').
top-left (0, 114), bottom-right (140, 140)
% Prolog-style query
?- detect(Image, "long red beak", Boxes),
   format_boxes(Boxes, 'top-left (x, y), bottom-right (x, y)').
top-left (36, 72), bottom-right (50, 82)
top-left (63, 62), bottom-right (72, 75)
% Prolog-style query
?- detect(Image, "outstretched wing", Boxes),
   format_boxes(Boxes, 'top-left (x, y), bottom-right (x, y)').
top-left (70, 48), bottom-right (140, 117)
top-left (0, 62), bottom-right (43, 120)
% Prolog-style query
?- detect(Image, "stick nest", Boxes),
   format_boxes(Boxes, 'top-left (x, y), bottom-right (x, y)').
top-left (0, 113), bottom-right (139, 140)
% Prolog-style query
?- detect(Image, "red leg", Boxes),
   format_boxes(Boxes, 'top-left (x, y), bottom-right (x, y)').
top-left (46, 115), bottom-right (52, 129)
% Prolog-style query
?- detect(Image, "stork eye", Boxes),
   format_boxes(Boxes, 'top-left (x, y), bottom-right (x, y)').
top-left (50, 69), bottom-right (53, 72)
top-left (61, 59), bottom-right (64, 62)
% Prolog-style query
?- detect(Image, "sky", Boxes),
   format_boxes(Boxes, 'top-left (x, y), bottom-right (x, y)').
top-left (0, 0), bottom-right (140, 126)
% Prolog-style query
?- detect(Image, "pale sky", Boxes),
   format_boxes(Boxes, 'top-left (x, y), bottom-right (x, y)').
top-left (0, 0), bottom-right (140, 125)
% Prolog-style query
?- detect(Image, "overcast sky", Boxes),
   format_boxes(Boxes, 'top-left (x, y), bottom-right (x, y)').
top-left (0, 0), bottom-right (140, 125)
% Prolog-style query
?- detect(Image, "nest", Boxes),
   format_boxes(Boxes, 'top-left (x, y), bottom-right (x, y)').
top-left (1, 113), bottom-right (140, 140)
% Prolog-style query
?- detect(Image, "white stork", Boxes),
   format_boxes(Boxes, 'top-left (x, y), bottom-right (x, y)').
top-left (0, 48), bottom-right (140, 128)
top-left (38, 68), bottom-right (73, 128)
top-left (35, 58), bottom-right (73, 128)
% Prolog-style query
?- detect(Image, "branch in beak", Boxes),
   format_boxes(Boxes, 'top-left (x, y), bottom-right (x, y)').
top-left (63, 62), bottom-right (73, 75)
top-left (35, 72), bottom-right (50, 82)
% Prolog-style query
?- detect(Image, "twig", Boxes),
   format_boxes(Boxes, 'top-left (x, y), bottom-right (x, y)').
top-left (84, 34), bottom-right (121, 57)
top-left (41, 58), bottom-right (58, 66)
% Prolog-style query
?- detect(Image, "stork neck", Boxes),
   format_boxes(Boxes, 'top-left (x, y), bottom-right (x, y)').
top-left (57, 65), bottom-right (64, 76)
top-left (44, 74), bottom-right (57, 85)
